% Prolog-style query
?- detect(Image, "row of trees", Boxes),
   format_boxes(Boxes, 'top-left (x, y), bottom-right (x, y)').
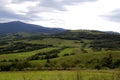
top-left (0, 42), bottom-right (53, 54)
top-left (54, 30), bottom-right (120, 51)
top-left (55, 30), bottom-right (120, 41)
top-left (0, 54), bottom-right (120, 71)
top-left (86, 54), bottom-right (120, 69)
top-left (90, 40), bottom-right (120, 51)
top-left (28, 47), bottom-right (67, 60)
top-left (0, 60), bottom-right (31, 71)
top-left (44, 54), bottom-right (120, 70)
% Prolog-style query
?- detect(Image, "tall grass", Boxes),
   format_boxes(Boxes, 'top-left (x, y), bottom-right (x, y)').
top-left (76, 71), bottom-right (83, 80)
top-left (0, 70), bottom-right (120, 80)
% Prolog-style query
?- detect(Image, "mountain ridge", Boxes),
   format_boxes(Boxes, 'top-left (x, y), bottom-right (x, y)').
top-left (0, 21), bottom-right (65, 34)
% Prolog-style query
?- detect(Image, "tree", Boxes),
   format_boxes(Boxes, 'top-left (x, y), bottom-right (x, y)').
top-left (101, 54), bottom-right (113, 68)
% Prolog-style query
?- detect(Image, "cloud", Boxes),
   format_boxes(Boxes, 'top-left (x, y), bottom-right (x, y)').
top-left (102, 9), bottom-right (120, 22)
top-left (11, 0), bottom-right (38, 3)
top-left (40, 0), bottom-right (66, 11)
top-left (62, 0), bottom-right (96, 5)
top-left (38, 0), bottom-right (97, 11)
top-left (38, 0), bottom-right (97, 12)
top-left (1, 0), bottom-right (120, 32)
top-left (0, 0), bottom-right (40, 22)
top-left (0, 0), bottom-right (97, 23)
top-left (0, 0), bottom-right (18, 21)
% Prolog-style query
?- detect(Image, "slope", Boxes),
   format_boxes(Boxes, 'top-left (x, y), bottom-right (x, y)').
top-left (0, 30), bottom-right (120, 70)
top-left (0, 21), bottom-right (65, 34)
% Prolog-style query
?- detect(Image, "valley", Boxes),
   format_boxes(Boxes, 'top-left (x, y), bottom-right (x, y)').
top-left (0, 22), bottom-right (120, 80)
top-left (0, 30), bottom-right (120, 71)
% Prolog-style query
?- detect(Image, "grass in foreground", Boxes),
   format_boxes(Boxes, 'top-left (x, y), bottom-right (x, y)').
top-left (0, 70), bottom-right (120, 80)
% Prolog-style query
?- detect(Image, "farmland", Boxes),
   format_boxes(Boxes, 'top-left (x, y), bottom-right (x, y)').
top-left (0, 30), bottom-right (120, 70)
top-left (0, 14), bottom-right (120, 80)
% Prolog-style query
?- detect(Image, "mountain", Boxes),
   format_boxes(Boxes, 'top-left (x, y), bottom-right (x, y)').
top-left (0, 21), bottom-right (65, 34)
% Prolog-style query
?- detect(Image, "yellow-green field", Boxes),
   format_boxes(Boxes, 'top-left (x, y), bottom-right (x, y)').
top-left (0, 47), bottom-right (58, 61)
top-left (0, 70), bottom-right (120, 80)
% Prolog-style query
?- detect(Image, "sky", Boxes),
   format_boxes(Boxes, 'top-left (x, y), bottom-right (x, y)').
top-left (0, 0), bottom-right (120, 32)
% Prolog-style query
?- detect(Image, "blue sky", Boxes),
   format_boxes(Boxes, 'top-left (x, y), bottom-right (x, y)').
top-left (0, 0), bottom-right (120, 32)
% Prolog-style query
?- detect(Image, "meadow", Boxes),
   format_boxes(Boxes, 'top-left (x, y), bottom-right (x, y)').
top-left (0, 30), bottom-right (120, 80)
top-left (0, 36), bottom-right (120, 70)
top-left (0, 70), bottom-right (120, 80)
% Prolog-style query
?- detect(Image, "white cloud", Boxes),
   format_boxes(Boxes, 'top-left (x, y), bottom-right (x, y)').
top-left (29, 0), bottom-right (120, 32)
top-left (6, 1), bottom-right (39, 15)
top-left (0, 0), bottom-right (120, 32)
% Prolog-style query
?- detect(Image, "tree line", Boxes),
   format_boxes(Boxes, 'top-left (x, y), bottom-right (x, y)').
top-left (0, 53), bottom-right (120, 71)
top-left (0, 42), bottom-right (53, 54)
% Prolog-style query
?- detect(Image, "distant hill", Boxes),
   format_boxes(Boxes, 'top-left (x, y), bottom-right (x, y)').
top-left (0, 21), bottom-right (65, 34)
top-left (54, 30), bottom-right (120, 40)
top-left (0, 29), bottom-right (120, 70)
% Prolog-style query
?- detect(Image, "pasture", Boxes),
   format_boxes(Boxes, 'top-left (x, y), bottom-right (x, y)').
top-left (0, 70), bottom-right (120, 80)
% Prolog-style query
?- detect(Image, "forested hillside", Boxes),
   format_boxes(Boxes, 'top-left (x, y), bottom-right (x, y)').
top-left (0, 30), bottom-right (120, 71)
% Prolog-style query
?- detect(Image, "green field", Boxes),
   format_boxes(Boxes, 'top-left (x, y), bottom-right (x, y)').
top-left (0, 19), bottom-right (120, 80)
top-left (0, 47), bottom-right (58, 61)
top-left (0, 70), bottom-right (120, 80)
top-left (0, 30), bottom-right (120, 71)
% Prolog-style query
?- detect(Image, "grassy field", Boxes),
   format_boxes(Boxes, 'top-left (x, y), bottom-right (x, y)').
top-left (25, 38), bottom-right (79, 47)
top-left (0, 47), bottom-right (58, 61)
top-left (0, 31), bottom-right (120, 70)
top-left (0, 70), bottom-right (120, 80)
top-left (0, 38), bottom-right (79, 60)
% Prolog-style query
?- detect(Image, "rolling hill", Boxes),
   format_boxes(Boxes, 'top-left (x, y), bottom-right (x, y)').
top-left (0, 25), bottom-right (120, 70)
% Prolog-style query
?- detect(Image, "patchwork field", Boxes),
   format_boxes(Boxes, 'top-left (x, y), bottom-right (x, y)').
top-left (0, 30), bottom-right (120, 71)
top-left (0, 18), bottom-right (120, 80)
